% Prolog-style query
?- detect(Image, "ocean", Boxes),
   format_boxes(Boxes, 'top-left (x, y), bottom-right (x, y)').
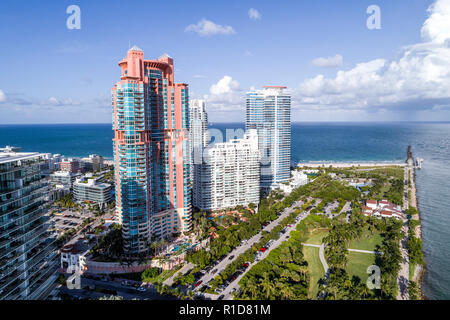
top-left (0, 122), bottom-right (449, 299)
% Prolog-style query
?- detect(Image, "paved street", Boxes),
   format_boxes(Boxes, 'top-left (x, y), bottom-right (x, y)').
top-left (163, 262), bottom-right (194, 287)
top-left (61, 277), bottom-right (175, 300)
top-left (193, 200), bottom-right (304, 295)
top-left (210, 210), bottom-right (310, 300)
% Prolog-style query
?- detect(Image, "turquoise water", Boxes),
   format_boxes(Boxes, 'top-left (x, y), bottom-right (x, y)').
top-left (0, 122), bottom-right (449, 299)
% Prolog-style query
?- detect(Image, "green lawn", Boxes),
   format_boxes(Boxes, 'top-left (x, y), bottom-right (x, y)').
top-left (348, 229), bottom-right (383, 252)
top-left (346, 251), bottom-right (376, 283)
top-left (409, 263), bottom-right (416, 281)
top-left (303, 246), bottom-right (324, 299)
top-left (304, 229), bottom-right (329, 245)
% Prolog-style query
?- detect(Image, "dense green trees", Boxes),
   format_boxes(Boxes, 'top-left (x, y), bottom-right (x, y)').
top-left (320, 213), bottom-right (403, 300)
top-left (407, 219), bottom-right (424, 266)
top-left (239, 233), bottom-right (309, 300)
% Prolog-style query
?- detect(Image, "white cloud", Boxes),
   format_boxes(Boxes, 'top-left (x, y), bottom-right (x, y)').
top-left (193, 74), bottom-right (207, 79)
top-left (421, 0), bottom-right (450, 44)
top-left (45, 97), bottom-right (80, 106)
top-left (312, 54), bottom-right (343, 67)
top-left (185, 19), bottom-right (236, 37)
top-left (244, 50), bottom-right (253, 57)
top-left (295, 0), bottom-right (450, 115)
top-left (0, 90), bottom-right (7, 103)
top-left (204, 76), bottom-right (243, 111)
top-left (248, 8), bottom-right (261, 20)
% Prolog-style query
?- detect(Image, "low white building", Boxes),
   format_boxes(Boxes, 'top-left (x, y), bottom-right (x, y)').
top-left (193, 129), bottom-right (260, 211)
top-left (271, 170), bottom-right (309, 193)
top-left (362, 199), bottom-right (405, 220)
top-left (60, 239), bottom-right (91, 273)
top-left (73, 173), bottom-right (112, 208)
top-left (81, 154), bottom-right (104, 172)
top-left (50, 170), bottom-right (81, 189)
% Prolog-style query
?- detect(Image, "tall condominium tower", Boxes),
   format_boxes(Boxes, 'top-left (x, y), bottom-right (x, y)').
top-left (112, 47), bottom-right (192, 254)
top-left (0, 147), bottom-right (58, 300)
top-left (246, 86), bottom-right (291, 190)
top-left (189, 99), bottom-right (209, 182)
top-left (193, 130), bottom-right (260, 211)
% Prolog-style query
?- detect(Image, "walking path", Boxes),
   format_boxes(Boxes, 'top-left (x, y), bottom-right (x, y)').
top-left (318, 244), bottom-right (329, 285)
top-left (397, 165), bottom-right (411, 300)
top-left (302, 243), bottom-right (382, 255)
top-left (397, 221), bottom-right (410, 300)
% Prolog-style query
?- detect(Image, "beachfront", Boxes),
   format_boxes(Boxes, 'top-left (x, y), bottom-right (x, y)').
top-left (297, 162), bottom-right (406, 168)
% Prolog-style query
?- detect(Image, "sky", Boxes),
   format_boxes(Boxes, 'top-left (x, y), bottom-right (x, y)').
top-left (1, 0), bottom-right (449, 123)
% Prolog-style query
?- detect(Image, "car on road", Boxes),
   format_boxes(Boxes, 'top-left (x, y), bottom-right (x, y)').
top-left (218, 294), bottom-right (225, 300)
top-left (259, 247), bottom-right (266, 252)
top-left (194, 280), bottom-right (203, 287)
top-left (228, 255), bottom-right (235, 260)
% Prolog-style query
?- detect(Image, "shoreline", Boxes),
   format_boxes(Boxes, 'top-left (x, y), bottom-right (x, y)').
top-left (410, 165), bottom-right (426, 299)
top-left (297, 161), bottom-right (406, 168)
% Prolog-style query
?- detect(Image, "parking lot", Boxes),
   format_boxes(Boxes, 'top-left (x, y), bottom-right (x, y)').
top-left (50, 209), bottom-right (95, 236)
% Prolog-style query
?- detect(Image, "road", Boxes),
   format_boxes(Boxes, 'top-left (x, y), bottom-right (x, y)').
top-left (212, 210), bottom-right (310, 300)
top-left (193, 200), bottom-right (304, 294)
top-left (163, 262), bottom-right (194, 287)
top-left (61, 277), bottom-right (175, 300)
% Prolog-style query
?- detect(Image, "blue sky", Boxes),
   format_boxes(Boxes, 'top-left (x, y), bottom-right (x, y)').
top-left (2, 0), bottom-right (450, 123)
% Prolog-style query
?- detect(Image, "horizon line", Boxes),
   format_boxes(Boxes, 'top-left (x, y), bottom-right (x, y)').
top-left (1, 120), bottom-right (450, 125)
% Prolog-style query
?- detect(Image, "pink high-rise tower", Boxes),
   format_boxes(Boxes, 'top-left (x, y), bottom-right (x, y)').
top-left (112, 46), bottom-right (192, 254)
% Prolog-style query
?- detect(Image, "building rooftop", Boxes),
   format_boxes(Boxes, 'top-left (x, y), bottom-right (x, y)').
top-left (0, 150), bottom-right (42, 164)
top-left (128, 45), bottom-right (143, 52)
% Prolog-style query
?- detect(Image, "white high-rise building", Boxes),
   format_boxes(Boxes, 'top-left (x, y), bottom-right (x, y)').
top-left (189, 99), bottom-right (209, 183)
top-left (246, 86), bottom-right (291, 191)
top-left (193, 130), bottom-right (260, 211)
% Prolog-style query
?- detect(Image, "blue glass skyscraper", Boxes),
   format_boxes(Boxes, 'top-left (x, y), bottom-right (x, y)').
top-left (246, 86), bottom-right (291, 191)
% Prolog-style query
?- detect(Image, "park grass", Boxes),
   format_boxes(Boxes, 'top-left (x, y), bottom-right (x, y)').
top-left (303, 246), bottom-right (324, 299)
top-left (304, 229), bottom-right (329, 245)
top-left (409, 262), bottom-right (416, 281)
top-left (346, 251), bottom-right (376, 283)
top-left (348, 229), bottom-right (383, 252)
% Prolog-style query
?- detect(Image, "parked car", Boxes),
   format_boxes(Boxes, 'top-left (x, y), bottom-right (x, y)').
top-left (259, 247), bottom-right (266, 252)
top-left (218, 294), bottom-right (225, 300)
top-left (194, 280), bottom-right (203, 287)
top-left (228, 255), bottom-right (235, 260)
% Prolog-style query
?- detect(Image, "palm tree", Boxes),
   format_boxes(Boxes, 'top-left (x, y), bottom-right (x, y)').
top-left (360, 284), bottom-right (370, 299)
top-left (298, 265), bottom-right (309, 282)
top-left (260, 273), bottom-right (274, 299)
top-left (277, 282), bottom-right (294, 300)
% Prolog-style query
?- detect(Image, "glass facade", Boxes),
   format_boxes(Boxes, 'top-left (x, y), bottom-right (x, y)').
top-left (246, 87), bottom-right (291, 190)
top-left (0, 151), bottom-right (58, 300)
top-left (112, 48), bottom-right (191, 254)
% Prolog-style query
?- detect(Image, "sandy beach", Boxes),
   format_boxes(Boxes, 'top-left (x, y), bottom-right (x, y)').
top-left (297, 162), bottom-right (406, 168)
